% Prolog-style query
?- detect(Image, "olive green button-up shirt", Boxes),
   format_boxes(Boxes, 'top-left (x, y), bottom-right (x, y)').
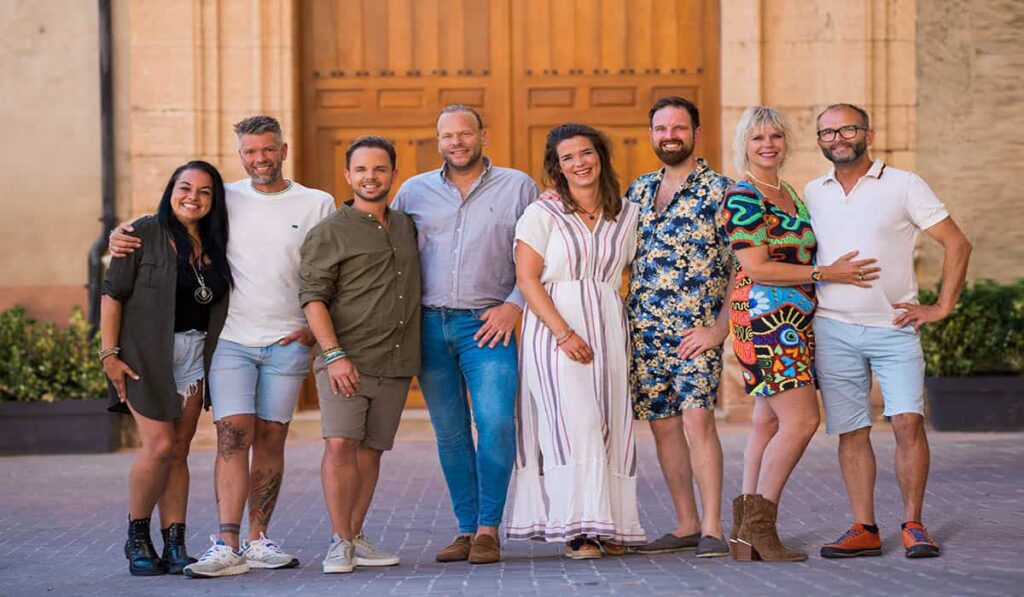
top-left (299, 204), bottom-right (421, 377)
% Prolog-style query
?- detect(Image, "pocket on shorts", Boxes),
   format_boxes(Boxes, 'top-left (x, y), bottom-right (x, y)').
top-left (280, 341), bottom-right (313, 375)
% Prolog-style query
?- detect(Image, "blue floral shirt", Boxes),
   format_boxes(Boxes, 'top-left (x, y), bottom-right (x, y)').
top-left (626, 159), bottom-right (734, 373)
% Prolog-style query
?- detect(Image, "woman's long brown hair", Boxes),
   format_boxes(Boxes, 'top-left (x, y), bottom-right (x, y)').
top-left (542, 123), bottom-right (622, 221)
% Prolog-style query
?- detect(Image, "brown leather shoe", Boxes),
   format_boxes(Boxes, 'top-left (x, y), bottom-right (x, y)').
top-left (468, 534), bottom-right (501, 564)
top-left (435, 535), bottom-right (472, 562)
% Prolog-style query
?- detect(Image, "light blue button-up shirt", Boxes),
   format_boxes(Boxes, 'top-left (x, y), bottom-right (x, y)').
top-left (392, 157), bottom-right (537, 310)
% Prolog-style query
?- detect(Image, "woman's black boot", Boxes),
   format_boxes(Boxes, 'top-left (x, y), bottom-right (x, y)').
top-left (125, 517), bottom-right (168, 576)
top-left (161, 523), bottom-right (197, 575)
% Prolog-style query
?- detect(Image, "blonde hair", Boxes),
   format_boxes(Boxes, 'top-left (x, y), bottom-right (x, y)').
top-left (732, 106), bottom-right (791, 175)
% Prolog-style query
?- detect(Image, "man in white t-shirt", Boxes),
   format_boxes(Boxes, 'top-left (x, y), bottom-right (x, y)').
top-left (804, 104), bottom-right (971, 561)
top-left (111, 116), bottom-right (335, 577)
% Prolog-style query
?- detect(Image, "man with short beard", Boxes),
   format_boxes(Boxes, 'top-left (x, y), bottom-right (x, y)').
top-left (628, 97), bottom-right (734, 558)
top-left (300, 136), bottom-right (420, 573)
top-left (110, 115), bottom-right (335, 577)
top-left (391, 104), bottom-right (538, 565)
top-left (807, 103), bottom-right (971, 560)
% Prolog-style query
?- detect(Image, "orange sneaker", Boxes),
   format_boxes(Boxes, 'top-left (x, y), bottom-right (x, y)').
top-left (902, 522), bottom-right (940, 558)
top-left (820, 523), bottom-right (882, 558)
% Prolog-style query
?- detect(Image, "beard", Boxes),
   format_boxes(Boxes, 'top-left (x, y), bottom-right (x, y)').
top-left (245, 161), bottom-right (283, 186)
top-left (821, 138), bottom-right (867, 164)
top-left (654, 141), bottom-right (694, 166)
top-left (353, 183), bottom-right (392, 203)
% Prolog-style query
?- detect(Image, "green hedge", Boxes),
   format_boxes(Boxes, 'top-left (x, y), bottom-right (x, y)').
top-left (918, 279), bottom-right (1024, 377)
top-left (0, 306), bottom-right (106, 401)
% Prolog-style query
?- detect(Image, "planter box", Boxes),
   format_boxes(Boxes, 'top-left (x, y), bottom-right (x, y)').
top-left (925, 375), bottom-right (1024, 432)
top-left (0, 399), bottom-right (119, 455)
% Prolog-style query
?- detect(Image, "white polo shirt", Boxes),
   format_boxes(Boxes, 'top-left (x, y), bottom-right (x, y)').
top-left (803, 160), bottom-right (949, 328)
top-left (219, 179), bottom-right (336, 347)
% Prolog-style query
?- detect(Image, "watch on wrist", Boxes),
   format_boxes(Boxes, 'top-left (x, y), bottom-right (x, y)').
top-left (811, 265), bottom-right (823, 282)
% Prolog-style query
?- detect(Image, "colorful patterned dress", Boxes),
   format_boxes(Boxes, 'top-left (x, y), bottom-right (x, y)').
top-left (505, 199), bottom-right (646, 545)
top-left (722, 180), bottom-right (817, 397)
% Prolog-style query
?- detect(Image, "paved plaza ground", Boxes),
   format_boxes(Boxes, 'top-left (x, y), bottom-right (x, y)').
top-left (1, 419), bottom-right (1021, 596)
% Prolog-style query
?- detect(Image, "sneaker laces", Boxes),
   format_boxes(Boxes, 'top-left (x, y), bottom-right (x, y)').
top-left (197, 536), bottom-right (233, 562)
top-left (906, 527), bottom-right (932, 544)
top-left (832, 528), bottom-right (863, 545)
top-left (354, 535), bottom-right (381, 554)
top-left (253, 533), bottom-right (284, 553)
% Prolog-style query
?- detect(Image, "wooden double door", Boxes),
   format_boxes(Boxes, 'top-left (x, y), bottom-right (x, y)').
top-left (300, 0), bottom-right (721, 196)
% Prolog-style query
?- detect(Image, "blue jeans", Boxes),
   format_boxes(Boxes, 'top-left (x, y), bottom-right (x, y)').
top-left (420, 307), bottom-right (518, 533)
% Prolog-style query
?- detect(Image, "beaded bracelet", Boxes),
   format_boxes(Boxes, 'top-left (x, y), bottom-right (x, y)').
top-left (321, 346), bottom-right (345, 359)
top-left (322, 350), bottom-right (348, 365)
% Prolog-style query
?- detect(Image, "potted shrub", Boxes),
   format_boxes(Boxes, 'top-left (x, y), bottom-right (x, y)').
top-left (919, 279), bottom-right (1024, 431)
top-left (0, 305), bottom-right (119, 454)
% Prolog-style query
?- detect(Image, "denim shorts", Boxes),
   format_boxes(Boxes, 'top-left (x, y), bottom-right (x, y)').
top-left (814, 317), bottom-right (925, 435)
top-left (173, 330), bottom-right (207, 405)
top-left (208, 338), bottom-right (312, 423)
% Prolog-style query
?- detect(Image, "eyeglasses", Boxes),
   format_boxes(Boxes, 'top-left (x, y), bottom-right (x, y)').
top-left (816, 125), bottom-right (867, 142)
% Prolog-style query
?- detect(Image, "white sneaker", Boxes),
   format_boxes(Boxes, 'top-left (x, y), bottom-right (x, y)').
top-left (183, 536), bottom-right (249, 578)
top-left (323, 534), bottom-right (355, 574)
top-left (243, 532), bottom-right (300, 569)
top-left (354, 534), bottom-right (400, 566)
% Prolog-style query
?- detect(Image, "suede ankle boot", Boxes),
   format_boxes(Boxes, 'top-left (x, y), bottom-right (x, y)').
top-left (125, 517), bottom-right (168, 576)
top-left (161, 523), bottom-right (197, 575)
top-left (731, 495), bottom-right (807, 562)
top-left (729, 494), bottom-right (749, 544)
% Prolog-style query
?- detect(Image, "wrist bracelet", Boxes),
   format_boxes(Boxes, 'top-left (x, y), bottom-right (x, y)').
top-left (554, 328), bottom-right (574, 345)
top-left (98, 347), bottom-right (121, 362)
top-left (323, 350), bottom-right (348, 365)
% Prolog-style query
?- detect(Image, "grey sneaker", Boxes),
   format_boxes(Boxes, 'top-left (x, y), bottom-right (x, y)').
top-left (243, 533), bottom-right (300, 569)
top-left (634, 532), bottom-right (701, 554)
top-left (695, 534), bottom-right (730, 558)
top-left (183, 536), bottom-right (249, 578)
top-left (323, 534), bottom-right (355, 574)
top-left (354, 534), bottom-right (400, 566)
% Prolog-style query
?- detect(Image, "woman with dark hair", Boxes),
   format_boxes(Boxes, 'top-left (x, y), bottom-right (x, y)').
top-left (100, 160), bottom-right (232, 575)
top-left (506, 124), bottom-right (646, 559)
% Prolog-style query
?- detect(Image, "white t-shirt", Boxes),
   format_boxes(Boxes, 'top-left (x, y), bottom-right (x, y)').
top-left (219, 179), bottom-right (335, 346)
top-left (803, 160), bottom-right (949, 328)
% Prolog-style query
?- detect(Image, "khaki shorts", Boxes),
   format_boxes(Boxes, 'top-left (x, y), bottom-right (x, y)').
top-left (314, 361), bottom-right (410, 451)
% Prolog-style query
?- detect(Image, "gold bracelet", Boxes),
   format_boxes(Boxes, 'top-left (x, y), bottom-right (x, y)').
top-left (554, 328), bottom-right (574, 345)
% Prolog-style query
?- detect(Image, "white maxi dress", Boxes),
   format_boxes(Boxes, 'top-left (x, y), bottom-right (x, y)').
top-left (505, 198), bottom-right (646, 545)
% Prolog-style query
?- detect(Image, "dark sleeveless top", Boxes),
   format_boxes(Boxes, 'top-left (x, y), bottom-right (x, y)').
top-left (174, 252), bottom-right (229, 333)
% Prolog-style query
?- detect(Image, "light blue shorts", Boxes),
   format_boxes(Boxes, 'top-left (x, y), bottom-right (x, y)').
top-left (814, 317), bottom-right (925, 435)
top-left (208, 338), bottom-right (312, 423)
top-left (173, 330), bottom-right (207, 405)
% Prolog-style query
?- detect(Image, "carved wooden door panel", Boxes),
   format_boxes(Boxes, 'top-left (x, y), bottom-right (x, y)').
top-left (301, 0), bottom-right (513, 202)
top-left (510, 0), bottom-right (720, 184)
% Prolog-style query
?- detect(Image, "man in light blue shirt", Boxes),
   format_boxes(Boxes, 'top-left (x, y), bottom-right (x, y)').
top-left (391, 105), bottom-right (537, 564)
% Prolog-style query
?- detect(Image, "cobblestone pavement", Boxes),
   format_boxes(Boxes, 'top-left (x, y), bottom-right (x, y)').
top-left (1, 423), bottom-right (1021, 596)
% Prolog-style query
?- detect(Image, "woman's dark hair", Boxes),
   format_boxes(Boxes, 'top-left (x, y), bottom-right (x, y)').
top-left (156, 160), bottom-right (232, 287)
top-left (542, 123), bottom-right (622, 221)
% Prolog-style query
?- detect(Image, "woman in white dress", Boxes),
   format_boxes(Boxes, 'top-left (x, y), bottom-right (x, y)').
top-left (506, 123), bottom-right (645, 559)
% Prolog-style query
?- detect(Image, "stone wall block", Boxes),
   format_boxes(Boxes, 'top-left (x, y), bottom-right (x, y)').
top-left (130, 0), bottom-right (195, 47)
top-left (130, 45), bottom-right (197, 110)
top-left (721, 41), bottom-right (762, 107)
top-left (130, 109), bottom-right (198, 157)
top-left (720, 0), bottom-right (761, 42)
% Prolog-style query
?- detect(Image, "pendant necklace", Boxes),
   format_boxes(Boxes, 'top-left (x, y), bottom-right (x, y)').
top-left (577, 203), bottom-right (601, 221)
top-left (190, 259), bottom-right (213, 305)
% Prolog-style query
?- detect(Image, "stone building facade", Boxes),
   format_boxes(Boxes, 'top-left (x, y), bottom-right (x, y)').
top-left (2, 0), bottom-right (1020, 418)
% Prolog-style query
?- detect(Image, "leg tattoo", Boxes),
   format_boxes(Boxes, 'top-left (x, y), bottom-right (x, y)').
top-left (219, 522), bottom-right (241, 536)
top-left (248, 469), bottom-right (283, 528)
top-left (216, 420), bottom-right (247, 462)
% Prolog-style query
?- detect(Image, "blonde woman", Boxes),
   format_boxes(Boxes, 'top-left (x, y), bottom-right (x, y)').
top-left (721, 107), bottom-right (879, 561)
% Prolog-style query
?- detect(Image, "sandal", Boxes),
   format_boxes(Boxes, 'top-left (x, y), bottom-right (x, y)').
top-left (599, 540), bottom-right (627, 556)
top-left (564, 537), bottom-right (602, 560)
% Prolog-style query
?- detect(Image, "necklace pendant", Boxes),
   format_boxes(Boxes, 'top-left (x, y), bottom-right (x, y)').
top-left (194, 285), bottom-right (213, 305)
top-left (588, 214), bottom-right (596, 220)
